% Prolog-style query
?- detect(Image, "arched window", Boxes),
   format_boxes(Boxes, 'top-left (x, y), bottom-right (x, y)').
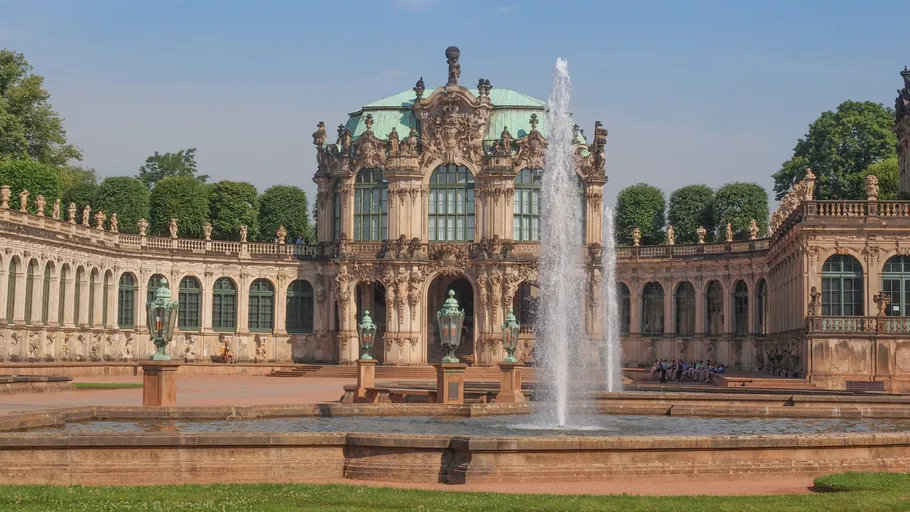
top-left (733, 280), bottom-right (748, 336)
top-left (675, 281), bottom-right (696, 335)
top-left (822, 255), bottom-right (864, 316)
top-left (103, 272), bottom-right (113, 327)
top-left (354, 168), bottom-right (388, 241)
top-left (755, 279), bottom-right (768, 335)
top-left (882, 256), bottom-right (910, 316)
top-left (178, 276), bottom-right (201, 331)
top-left (248, 279), bottom-right (274, 332)
top-left (428, 164), bottom-right (475, 241)
top-left (513, 169), bottom-right (541, 241)
top-left (74, 267), bottom-right (84, 326)
top-left (118, 273), bottom-right (137, 329)
top-left (618, 283), bottom-right (631, 335)
top-left (42, 262), bottom-right (52, 325)
top-left (89, 270), bottom-right (99, 326)
top-left (24, 261), bottom-right (37, 325)
top-left (286, 280), bottom-right (315, 333)
top-left (212, 277), bottom-right (237, 331)
top-left (58, 265), bottom-right (69, 326)
top-left (641, 282), bottom-right (664, 335)
top-left (332, 180), bottom-right (342, 241)
top-left (6, 258), bottom-right (18, 323)
top-left (705, 281), bottom-right (723, 335)
top-left (147, 274), bottom-right (167, 305)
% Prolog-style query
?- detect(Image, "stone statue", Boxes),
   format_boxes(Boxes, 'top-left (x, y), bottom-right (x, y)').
top-left (203, 222), bottom-right (212, 241)
top-left (18, 190), bottom-right (29, 212)
top-left (276, 225), bottom-right (287, 244)
top-left (67, 202), bottom-right (77, 223)
top-left (240, 224), bottom-right (248, 242)
top-left (696, 225), bottom-right (707, 244)
top-left (808, 286), bottom-right (821, 316)
top-left (0, 185), bottom-right (9, 209)
top-left (413, 76), bottom-right (425, 99)
top-left (803, 168), bottom-right (816, 201)
top-left (401, 128), bottom-right (419, 156)
top-left (749, 219), bottom-right (759, 240)
top-left (666, 225), bottom-right (675, 245)
top-left (387, 127), bottom-right (399, 155)
top-left (725, 223), bottom-right (733, 242)
top-left (445, 46), bottom-right (461, 86)
top-left (52, 199), bottom-right (61, 220)
top-left (94, 210), bottom-right (107, 230)
top-left (631, 227), bottom-right (641, 247)
top-left (109, 213), bottom-right (119, 233)
top-left (169, 218), bottom-right (178, 238)
top-left (874, 291), bottom-right (891, 317)
top-left (184, 334), bottom-right (197, 363)
top-left (866, 174), bottom-right (880, 201)
top-left (312, 121), bottom-right (326, 146)
top-left (337, 232), bottom-right (349, 255)
top-left (81, 205), bottom-right (91, 226)
top-left (137, 218), bottom-right (149, 236)
top-left (35, 195), bottom-right (46, 216)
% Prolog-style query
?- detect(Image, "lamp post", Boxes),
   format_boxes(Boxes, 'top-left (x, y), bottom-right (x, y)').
top-left (436, 289), bottom-right (465, 364)
top-left (501, 307), bottom-right (520, 363)
top-left (358, 310), bottom-right (377, 360)
top-left (354, 310), bottom-right (379, 403)
top-left (145, 279), bottom-right (179, 360)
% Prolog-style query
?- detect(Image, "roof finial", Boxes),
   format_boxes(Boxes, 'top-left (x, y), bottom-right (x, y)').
top-left (364, 113), bottom-right (374, 132)
top-left (414, 77), bottom-right (425, 100)
top-left (529, 113), bottom-right (539, 132)
top-left (446, 46), bottom-right (461, 87)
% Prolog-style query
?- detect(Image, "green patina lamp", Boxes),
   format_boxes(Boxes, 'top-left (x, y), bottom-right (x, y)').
top-left (501, 307), bottom-right (520, 363)
top-left (436, 289), bottom-right (466, 364)
top-left (145, 279), bottom-right (179, 361)
top-left (358, 310), bottom-right (377, 360)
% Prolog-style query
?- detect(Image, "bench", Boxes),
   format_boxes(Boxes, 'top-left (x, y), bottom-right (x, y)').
top-left (386, 388), bottom-right (436, 403)
top-left (845, 381), bottom-right (886, 393)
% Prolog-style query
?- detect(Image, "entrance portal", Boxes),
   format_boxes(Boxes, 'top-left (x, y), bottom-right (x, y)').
top-left (426, 275), bottom-right (475, 364)
top-left (355, 282), bottom-right (387, 363)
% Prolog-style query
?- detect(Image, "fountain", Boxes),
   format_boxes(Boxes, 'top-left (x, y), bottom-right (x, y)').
top-left (602, 207), bottom-right (623, 393)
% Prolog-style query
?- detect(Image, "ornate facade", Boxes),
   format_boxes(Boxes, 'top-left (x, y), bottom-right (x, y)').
top-left (1, 53), bottom-right (910, 391)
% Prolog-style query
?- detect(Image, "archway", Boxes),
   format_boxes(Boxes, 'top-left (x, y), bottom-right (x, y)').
top-left (426, 274), bottom-right (475, 364)
top-left (355, 281), bottom-right (387, 363)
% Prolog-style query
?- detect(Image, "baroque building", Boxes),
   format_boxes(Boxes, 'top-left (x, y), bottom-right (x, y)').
top-left (1, 51), bottom-right (910, 391)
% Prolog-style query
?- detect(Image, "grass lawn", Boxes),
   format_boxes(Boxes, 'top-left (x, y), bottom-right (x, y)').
top-left (0, 473), bottom-right (907, 511)
top-left (73, 382), bottom-right (143, 390)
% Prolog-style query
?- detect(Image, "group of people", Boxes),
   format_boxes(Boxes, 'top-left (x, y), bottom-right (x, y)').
top-left (649, 359), bottom-right (726, 384)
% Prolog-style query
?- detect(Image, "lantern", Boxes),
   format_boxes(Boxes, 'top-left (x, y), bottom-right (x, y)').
top-left (501, 307), bottom-right (520, 363)
top-left (358, 310), bottom-right (377, 360)
top-left (145, 278), bottom-right (179, 360)
top-left (436, 289), bottom-right (466, 363)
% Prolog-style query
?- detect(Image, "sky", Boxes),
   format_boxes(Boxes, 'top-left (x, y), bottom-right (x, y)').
top-left (1, 0), bottom-right (907, 207)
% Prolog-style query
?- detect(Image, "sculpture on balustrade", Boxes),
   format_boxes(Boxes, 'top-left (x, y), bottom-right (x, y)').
top-left (276, 225), bottom-right (288, 244)
top-left (35, 195), bottom-right (46, 216)
top-left (94, 210), bottom-right (107, 230)
top-left (203, 222), bottom-right (212, 241)
top-left (52, 199), bottom-right (60, 220)
top-left (725, 223), bottom-right (733, 242)
top-left (240, 224), bottom-right (248, 242)
top-left (67, 202), bottom-right (76, 223)
top-left (336, 232), bottom-right (349, 256)
top-left (169, 218), bottom-right (178, 238)
top-left (0, 185), bottom-right (9, 209)
top-left (631, 227), bottom-right (641, 247)
top-left (874, 291), bottom-right (891, 317)
top-left (666, 225), bottom-right (675, 245)
top-left (18, 190), bottom-right (29, 212)
top-left (749, 219), bottom-right (759, 240)
top-left (81, 205), bottom-right (91, 226)
top-left (137, 218), bottom-right (149, 236)
top-left (696, 225), bottom-right (707, 244)
top-left (866, 175), bottom-right (880, 201)
top-left (770, 168), bottom-right (816, 233)
top-left (808, 286), bottom-right (821, 316)
top-left (109, 213), bottom-right (119, 233)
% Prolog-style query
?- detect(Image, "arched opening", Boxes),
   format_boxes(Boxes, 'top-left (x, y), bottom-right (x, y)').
top-left (287, 280), bottom-right (315, 333)
top-left (355, 281), bottom-right (387, 363)
top-left (733, 280), bottom-right (748, 336)
top-left (755, 278), bottom-right (768, 335)
top-left (513, 168), bottom-right (542, 241)
top-left (428, 164), bottom-right (475, 241)
top-left (6, 257), bottom-right (19, 323)
top-left (641, 282), bottom-right (664, 335)
top-left (212, 277), bottom-right (237, 331)
top-left (882, 256), bottom-right (910, 316)
top-left (353, 168), bottom-right (388, 241)
top-left (705, 280), bottom-right (723, 335)
top-left (675, 281), bottom-right (696, 335)
top-left (822, 255), bottom-right (864, 316)
top-left (24, 260), bottom-right (37, 325)
top-left (178, 276), bottom-right (202, 331)
top-left (618, 283), bottom-right (631, 335)
top-left (118, 273), bottom-right (137, 329)
top-left (512, 281), bottom-right (540, 362)
top-left (41, 262), bottom-right (53, 325)
top-left (426, 274), bottom-right (475, 364)
top-left (248, 279), bottom-right (275, 332)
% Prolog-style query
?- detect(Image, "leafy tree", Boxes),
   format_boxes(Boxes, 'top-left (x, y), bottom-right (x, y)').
top-left (614, 183), bottom-right (666, 246)
top-left (93, 176), bottom-right (150, 234)
top-left (58, 165), bottom-right (97, 213)
top-left (258, 185), bottom-right (310, 242)
top-left (773, 101), bottom-right (897, 201)
top-left (310, 201), bottom-right (319, 243)
top-left (0, 49), bottom-right (82, 166)
top-left (0, 159), bottom-right (61, 213)
top-left (863, 157), bottom-right (899, 200)
top-left (667, 185), bottom-right (714, 244)
top-left (138, 148), bottom-right (208, 189)
top-left (149, 175), bottom-right (210, 238)
top-left (713, 182), bottom-right (769, 240)
top-left (62, 182), bottom-right (98, 215)
top-left (209, 180), bottom-right (259, 241)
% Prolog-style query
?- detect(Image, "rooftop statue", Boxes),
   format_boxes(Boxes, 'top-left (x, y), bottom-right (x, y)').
top-left (445, 46), bottom-right (461, 87)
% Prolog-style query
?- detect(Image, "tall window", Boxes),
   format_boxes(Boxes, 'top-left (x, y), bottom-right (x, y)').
top-left (513, 169), bottom-right (541, 241)
top-left (74, 267), bottom-right (84, 326)
top-left (353, 168), bottom-right (388, 241)
top-left (248, 279), bottom-right (274, 332)
top-left (733, 280), bottom-right (748, 336)
top-left (6, 259), bottom-right (18, 323)
top-left (212, 277), bottom-right (237, 331)
top-left (24, 261), bottom-right (37, 325)
top-left (618, 283), bottom-right (631, 335)
top-left (756, 279), bottom-right (768, 335)
top-left (42, 262), bottom-right (52, 325)
top-left (286, 280), bottom-right (315, 333)
top-left (822, 255), bottom-right (864, 316)
top-left (118, 273), bottom-right (137, 329)
top-left (428, 164), bottom-right (475, 241)
top-left (58, 265), bottom-right (68, 326)
top-left (641, 282), bottom-right (665, 335)
top-left (882, 256), bottom-right (910, 316)
top-left (705, 281), bottom-right (723, 335)
top-left (675, 281), bottom-right (696, 335)
top-left (332, 181), bottom-right (342, 241)
top-left (147, 274), bottom-right (167, 305)
top-left (178, 276), bottom-right (201, 331)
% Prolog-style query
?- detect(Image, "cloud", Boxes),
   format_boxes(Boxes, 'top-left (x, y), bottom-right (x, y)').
top-left (392, 0), bottom-right (435, 12)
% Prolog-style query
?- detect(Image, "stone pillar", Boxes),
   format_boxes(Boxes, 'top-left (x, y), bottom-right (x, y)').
top-left (237, 273), bottom-right (250, 332)
top-left (140, 361), bottom-right (181, 406)
top-left (274, 275), bottom-right (287, 336)
top-left (434, 362), bottom-right (467, 404)
top-left (105, 276), bottom-right (117, 329)
top-left (29, 264), bottom-right (43, 325)
top-left (663, 279), bottom-right (675, 336)
top-left (355, 358), bottom-right (377, 403)
top-left (47, 269), bottom-right (60, 328)
top-left (201, 271), bottom-right (214, 332)
top-left (0, 264), bottom-right (7, 325)
top-left (629, 282), bottom-right (640, 336)
top-left (12, 266), bottom-right (26, 324)
top-left (495, 362), bottom-right (525, 403)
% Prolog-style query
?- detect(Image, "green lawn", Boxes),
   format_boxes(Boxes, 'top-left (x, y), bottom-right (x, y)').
top-left (73, 382), bottom-right (143, 390)
top-left (0, 473), bottom-right (907, 511)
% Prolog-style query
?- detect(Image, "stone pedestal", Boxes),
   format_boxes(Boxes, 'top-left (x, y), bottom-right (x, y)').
top-left (140, 361), bottom-right (181, 406)
top-left (433, 363), bottom-right (467, 404)
top-left (355, 358), bottom-right (377, 403)
top-left (496, 362), bottom-right (525, 403)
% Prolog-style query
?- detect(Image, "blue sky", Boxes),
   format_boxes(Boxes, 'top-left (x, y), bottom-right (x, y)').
top-left (1, 0), bottom-right (906, 206)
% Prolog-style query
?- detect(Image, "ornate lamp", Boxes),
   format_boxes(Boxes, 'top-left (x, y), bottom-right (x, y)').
top-left (358, 310), bottom-right (377, 360)
top-left (501, 307), bottom-right (520, 363)
top-left (436, 289), bottom-right (465, 363)
top-left (145, 279), bottom-right (179, 360)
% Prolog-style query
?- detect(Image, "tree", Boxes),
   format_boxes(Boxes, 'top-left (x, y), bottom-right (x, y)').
top-left (614, 183), bottom-right (665, 246)
top-left (138, 148), bottom-right (208, 189)
top-left (773, 101), bottom-right (897, 201)
top-left (863, 157), bottom-right (899, 200)
top-left (310, 201), bottom-right (319, 243)
top-left (0, 160), bottom-right (61, 213)
top-left (713, 182), bottom-right (769, 240)
top-left (667, 185), bottom-right (714, 244)
top-left (149, 176), bottom-right (210, 238)
top-left (93, 177), bottom-right (150, 234)
top-left (0, 50), bottom-right (82, 166)
top-left (58, 165), bottom-right (97, 213)
top-left (258, 185), bottom-right (310, 242)
top-left (62, 181), bottom-right (98, 215)
top-left (209, 180), bottom-right (259, 240)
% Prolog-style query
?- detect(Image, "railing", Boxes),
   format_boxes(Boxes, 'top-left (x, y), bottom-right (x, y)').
top-left (807, 316), bottom-right (910, 335)
top-left (774, 199), bottom-right (910, 240)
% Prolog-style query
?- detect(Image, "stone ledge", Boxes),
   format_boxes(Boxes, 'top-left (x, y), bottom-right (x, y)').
top-left (0, 374), bottom-right (72, 395)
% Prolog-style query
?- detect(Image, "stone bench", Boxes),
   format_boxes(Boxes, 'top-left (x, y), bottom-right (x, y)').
top-left (385, 388), bottom-right (437, 404)
top-left (845, 380), bottom-right (886, 393)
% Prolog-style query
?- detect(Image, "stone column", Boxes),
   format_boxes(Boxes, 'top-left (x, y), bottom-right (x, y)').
top-left (12, 265), bottom-right (26, 324)
top-left (495, 362), bottom-right (525, 403)
top-left (47, 269), bottom-right (60, 328)
top-left (434, 362), bottom-right (467, 404)
top-left (663, 279), bottom-right (675, 336)
top-left (201, 271), bottom-right (214, 332)
top-left (77, 274), bottom-right (90, 327)
top-left (140, 361), bottom-right (181, 406)
top-left (274, 274), bottom-right (287, 336)
top-left (237, 273), bottom-right (250, 332)
top-left (0, 265), bottom-right (7, 325)
top-left (629, 281), bottom-right (641, 336)
top-left (354, 358), bottom-right (377, 403)
top-left (722, 280), bottom-right (732, 336)
top-left (105, 275), bottom-right (117, 329)
top-left (29, 263), bottom-right (45, 324)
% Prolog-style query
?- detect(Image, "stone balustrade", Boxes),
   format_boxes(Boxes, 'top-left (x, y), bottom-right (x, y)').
top-left (807, 316), bottom-right (910, 335)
